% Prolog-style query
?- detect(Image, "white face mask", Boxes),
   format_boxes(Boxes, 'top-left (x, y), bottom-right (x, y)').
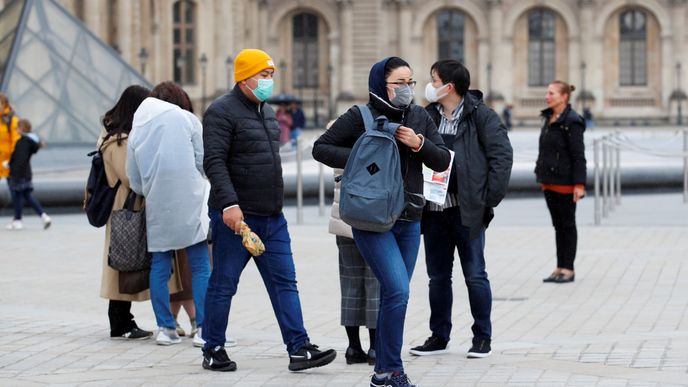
top-left (425, 82), bottom-right (449, 103)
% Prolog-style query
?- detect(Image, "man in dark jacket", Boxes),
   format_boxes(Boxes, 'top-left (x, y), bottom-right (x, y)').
top-left (409, 60), bottom-right (513, 359)
top-left (201, 48), bottom-right (336, 373)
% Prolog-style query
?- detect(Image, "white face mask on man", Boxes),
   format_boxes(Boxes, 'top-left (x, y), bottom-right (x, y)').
top-left (424, 82), bottom-right (449, 103)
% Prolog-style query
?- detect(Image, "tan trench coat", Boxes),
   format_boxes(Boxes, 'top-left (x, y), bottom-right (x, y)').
top-left (99, 134), bottom-right (182, 301)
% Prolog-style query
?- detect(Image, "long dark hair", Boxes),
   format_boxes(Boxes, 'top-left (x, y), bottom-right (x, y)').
top-left (150, 81), bottom-right (193, 113)
top-left (102, 85), bottom-right (150, 145)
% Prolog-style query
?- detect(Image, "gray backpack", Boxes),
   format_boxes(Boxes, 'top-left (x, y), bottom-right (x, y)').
top-left (340, 105), bottom-right (404, 232)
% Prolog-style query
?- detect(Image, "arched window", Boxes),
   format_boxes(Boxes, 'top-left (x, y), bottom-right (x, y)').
top-left (173, 0), bottom-right (196, 84)
top-left (528, 8), bottom-right (555, 87)
top-left (619, 9), bottom-right (646, 86)
top-left (292, 12), bottom-right (319, 88)
top-left (437, 10), bottom-right (465, 62)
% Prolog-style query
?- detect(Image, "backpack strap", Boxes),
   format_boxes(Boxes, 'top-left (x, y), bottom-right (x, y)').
top-left (356, 104), bottom-right (375, 132)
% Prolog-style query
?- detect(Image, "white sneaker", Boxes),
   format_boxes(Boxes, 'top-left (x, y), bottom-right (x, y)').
top-left (156, 327), bottom-right (181, 345)
top-left (6, 220), bottom-right (23, 230)
top-left (41, 213), bottom-right (51, 229)
top-left (193, 328), bottom-right (205, 347)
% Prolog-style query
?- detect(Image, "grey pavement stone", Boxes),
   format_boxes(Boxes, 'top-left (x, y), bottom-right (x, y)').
top-left (2, 193), bottom-right (688, 385)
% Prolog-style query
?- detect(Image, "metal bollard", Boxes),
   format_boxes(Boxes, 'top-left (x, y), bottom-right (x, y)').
top-left (615, 133), bottom-right (622, 205)
top-left (296, 137), bottom-right (303, 224)
top-left (318, 162), bottom-right (325, 216)
top-left (602, 137), bottom-right (609, 218)
top-left (684, 129), bottom-right (688, 204)
top-left (609, 140), bottom-right (615, 212)
top-left (594, 138), bottom-right (601, 225)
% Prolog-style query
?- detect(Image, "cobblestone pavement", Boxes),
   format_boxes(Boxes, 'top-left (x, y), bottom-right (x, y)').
top-left (1, 193), bottom-right (687, 386)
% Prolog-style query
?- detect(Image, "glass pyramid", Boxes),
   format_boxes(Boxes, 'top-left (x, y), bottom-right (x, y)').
top-left (0, 0), bottom-right (150, 144)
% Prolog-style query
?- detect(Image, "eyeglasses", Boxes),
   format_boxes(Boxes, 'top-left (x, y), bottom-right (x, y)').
top-left (386, 81), bottom-right (417, 87)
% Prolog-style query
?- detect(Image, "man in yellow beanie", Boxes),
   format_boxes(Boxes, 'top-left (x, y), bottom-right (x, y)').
top-left (201, 49), bottom-right (336, 373)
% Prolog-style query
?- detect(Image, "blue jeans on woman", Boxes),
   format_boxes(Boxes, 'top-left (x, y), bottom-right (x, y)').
top-left (202, 210), bottom-right (310, 355)
top-left (150, 240), bottom-right (210, 329)
top-left (352, 220), bottom-right (421, 374)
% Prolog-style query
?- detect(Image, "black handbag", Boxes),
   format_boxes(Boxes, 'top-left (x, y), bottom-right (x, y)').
top-left (108, 190), bottom-right (151, 272)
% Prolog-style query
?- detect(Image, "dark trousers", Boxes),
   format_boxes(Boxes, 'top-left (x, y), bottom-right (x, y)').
top-left (10, 187), bottom-right (44, 220)
top-left (422, 207), bottom-right (492, 342)
top-left (108, 300), bottom-right (137, 336)
top-left (543, 190), bottom-right (578, 270)
top-left (203, 210), bottom-right (309, 355)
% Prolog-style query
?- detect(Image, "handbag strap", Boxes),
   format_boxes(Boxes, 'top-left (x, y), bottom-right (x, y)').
top-left (123, 190), bottom-right (138, 212)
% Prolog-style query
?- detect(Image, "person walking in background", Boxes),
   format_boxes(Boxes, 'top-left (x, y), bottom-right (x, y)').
top-left (536, 80), bottom-right (586, 284)
top-left (127, 81), bottom-right (211, 346)
top-left (329, 167), bottom-right (379, 366)
top-left (409, 60), bottom-right (512, 359)
top-left (0, 94), bottom-right (21, 186)
top-left (313, 56), bottom-right (451, 387)
top-left (289, 101), bottom-right (305, 148)
top-left (275, 103), bottom-right (292, 146)
top-left (202, 48), bottom-right (336, 373)
top-left (583, 107), bottom-right (594, 130)
top-left (4, 118), bottom-right (51, 230)
top-left (502, 104), bottom-right (513, 131)
top-left (98, 85), bottom-right (154, 340)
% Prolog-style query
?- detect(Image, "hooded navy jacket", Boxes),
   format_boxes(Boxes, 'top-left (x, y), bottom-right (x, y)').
top-left (313, 57), bottom-right (451, 222)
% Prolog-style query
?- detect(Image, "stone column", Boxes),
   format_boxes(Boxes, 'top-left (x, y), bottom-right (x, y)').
top-left (671, 0), bottom-right (687, 105)
top-left (337, 0), bottom-right (354, 97)
top-left (116, 0), bottom-right (133, 62)
top-left (83, 0), bottom-right (104, 39)
top-left (578, 0), bottom-right (594, 111)
top-left (487, 0), bottom-right (503, 102)
top-left (398, 0), bottom-right (413, 60)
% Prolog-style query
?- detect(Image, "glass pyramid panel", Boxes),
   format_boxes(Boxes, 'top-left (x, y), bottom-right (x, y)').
top-left (0, 0), bottom-right (25, 86)
top-left (0, 0), bottom-right (150, 144)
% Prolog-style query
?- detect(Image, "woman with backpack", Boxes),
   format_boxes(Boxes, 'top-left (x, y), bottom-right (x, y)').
top-left (313, 57), bottom-right (450, 387)
top-left (98, 85), bottom-right (155, 340)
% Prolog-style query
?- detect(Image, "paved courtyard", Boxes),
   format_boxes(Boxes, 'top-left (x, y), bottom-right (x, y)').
top-left (1, 192), bottom-right (687, 386)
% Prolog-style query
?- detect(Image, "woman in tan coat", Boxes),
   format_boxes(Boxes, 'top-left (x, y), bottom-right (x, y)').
top-left (99, 85), bottom-right (185, 339)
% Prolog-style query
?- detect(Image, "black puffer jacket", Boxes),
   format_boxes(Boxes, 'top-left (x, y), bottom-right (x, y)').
top-left (313, 94), bottom-right (450, 221)
top-left (9, 134), bottom-right (40, 180)
top-left (203, 84), bottom-right (284, 215)
top-left (424, 90), bottom-right (513, 240)
top-left (535, 104), bottom-right (587, 185)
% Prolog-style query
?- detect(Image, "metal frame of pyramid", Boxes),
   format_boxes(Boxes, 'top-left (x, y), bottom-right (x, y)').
top-left (0, 0), bottom-right (150, 145)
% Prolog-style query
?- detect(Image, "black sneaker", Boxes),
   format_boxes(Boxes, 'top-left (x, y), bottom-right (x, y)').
top-left (288, 341), bottom-right (337, 371)
top-left (110, 327), bottom-right (153, 340)
top-left (202, 346), bottom-right (237, 372)
top-left (467, 337), bottom-right (491, 358)
top-left (408, 335), bottom-right (448, 356)
top-left (370, 372), bottom-right (416, 387)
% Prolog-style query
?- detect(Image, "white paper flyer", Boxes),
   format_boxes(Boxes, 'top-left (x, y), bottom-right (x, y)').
top-left (422, 150), bottom-right (455, 205)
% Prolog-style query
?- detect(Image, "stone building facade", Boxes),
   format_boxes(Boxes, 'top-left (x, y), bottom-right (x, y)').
top-left (4, 0), bottom-right (686, 126)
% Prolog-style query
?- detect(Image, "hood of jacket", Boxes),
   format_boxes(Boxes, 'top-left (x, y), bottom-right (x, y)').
top-left (367, 57), bottom-right (410, 121)
top-left (460, 89), bottom-right (485, 117)
top-left (133, 97), bottom-right (178, 126)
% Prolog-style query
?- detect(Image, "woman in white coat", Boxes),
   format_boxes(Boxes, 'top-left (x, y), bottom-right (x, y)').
top-left (127, 82), bottom-right (210, 346)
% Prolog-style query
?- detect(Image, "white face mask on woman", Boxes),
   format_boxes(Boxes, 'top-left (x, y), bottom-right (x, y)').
top-left (424, 82), bottom-right (449, 103)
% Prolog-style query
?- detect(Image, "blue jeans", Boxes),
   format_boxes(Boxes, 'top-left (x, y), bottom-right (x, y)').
top-left (422, 207), bottom-right (492, 341)
top-left (9, 181), bottom-right (44, 220)
top-left (150, 241), bottom-right (210, 329)
top-left (202, 210), bottom-right (309, 355)
top-left (352, 220), bottom-right (421, 374)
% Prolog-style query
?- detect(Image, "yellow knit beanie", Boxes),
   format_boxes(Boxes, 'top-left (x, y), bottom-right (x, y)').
top-left (234, 49), bottom-right (276, 82)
